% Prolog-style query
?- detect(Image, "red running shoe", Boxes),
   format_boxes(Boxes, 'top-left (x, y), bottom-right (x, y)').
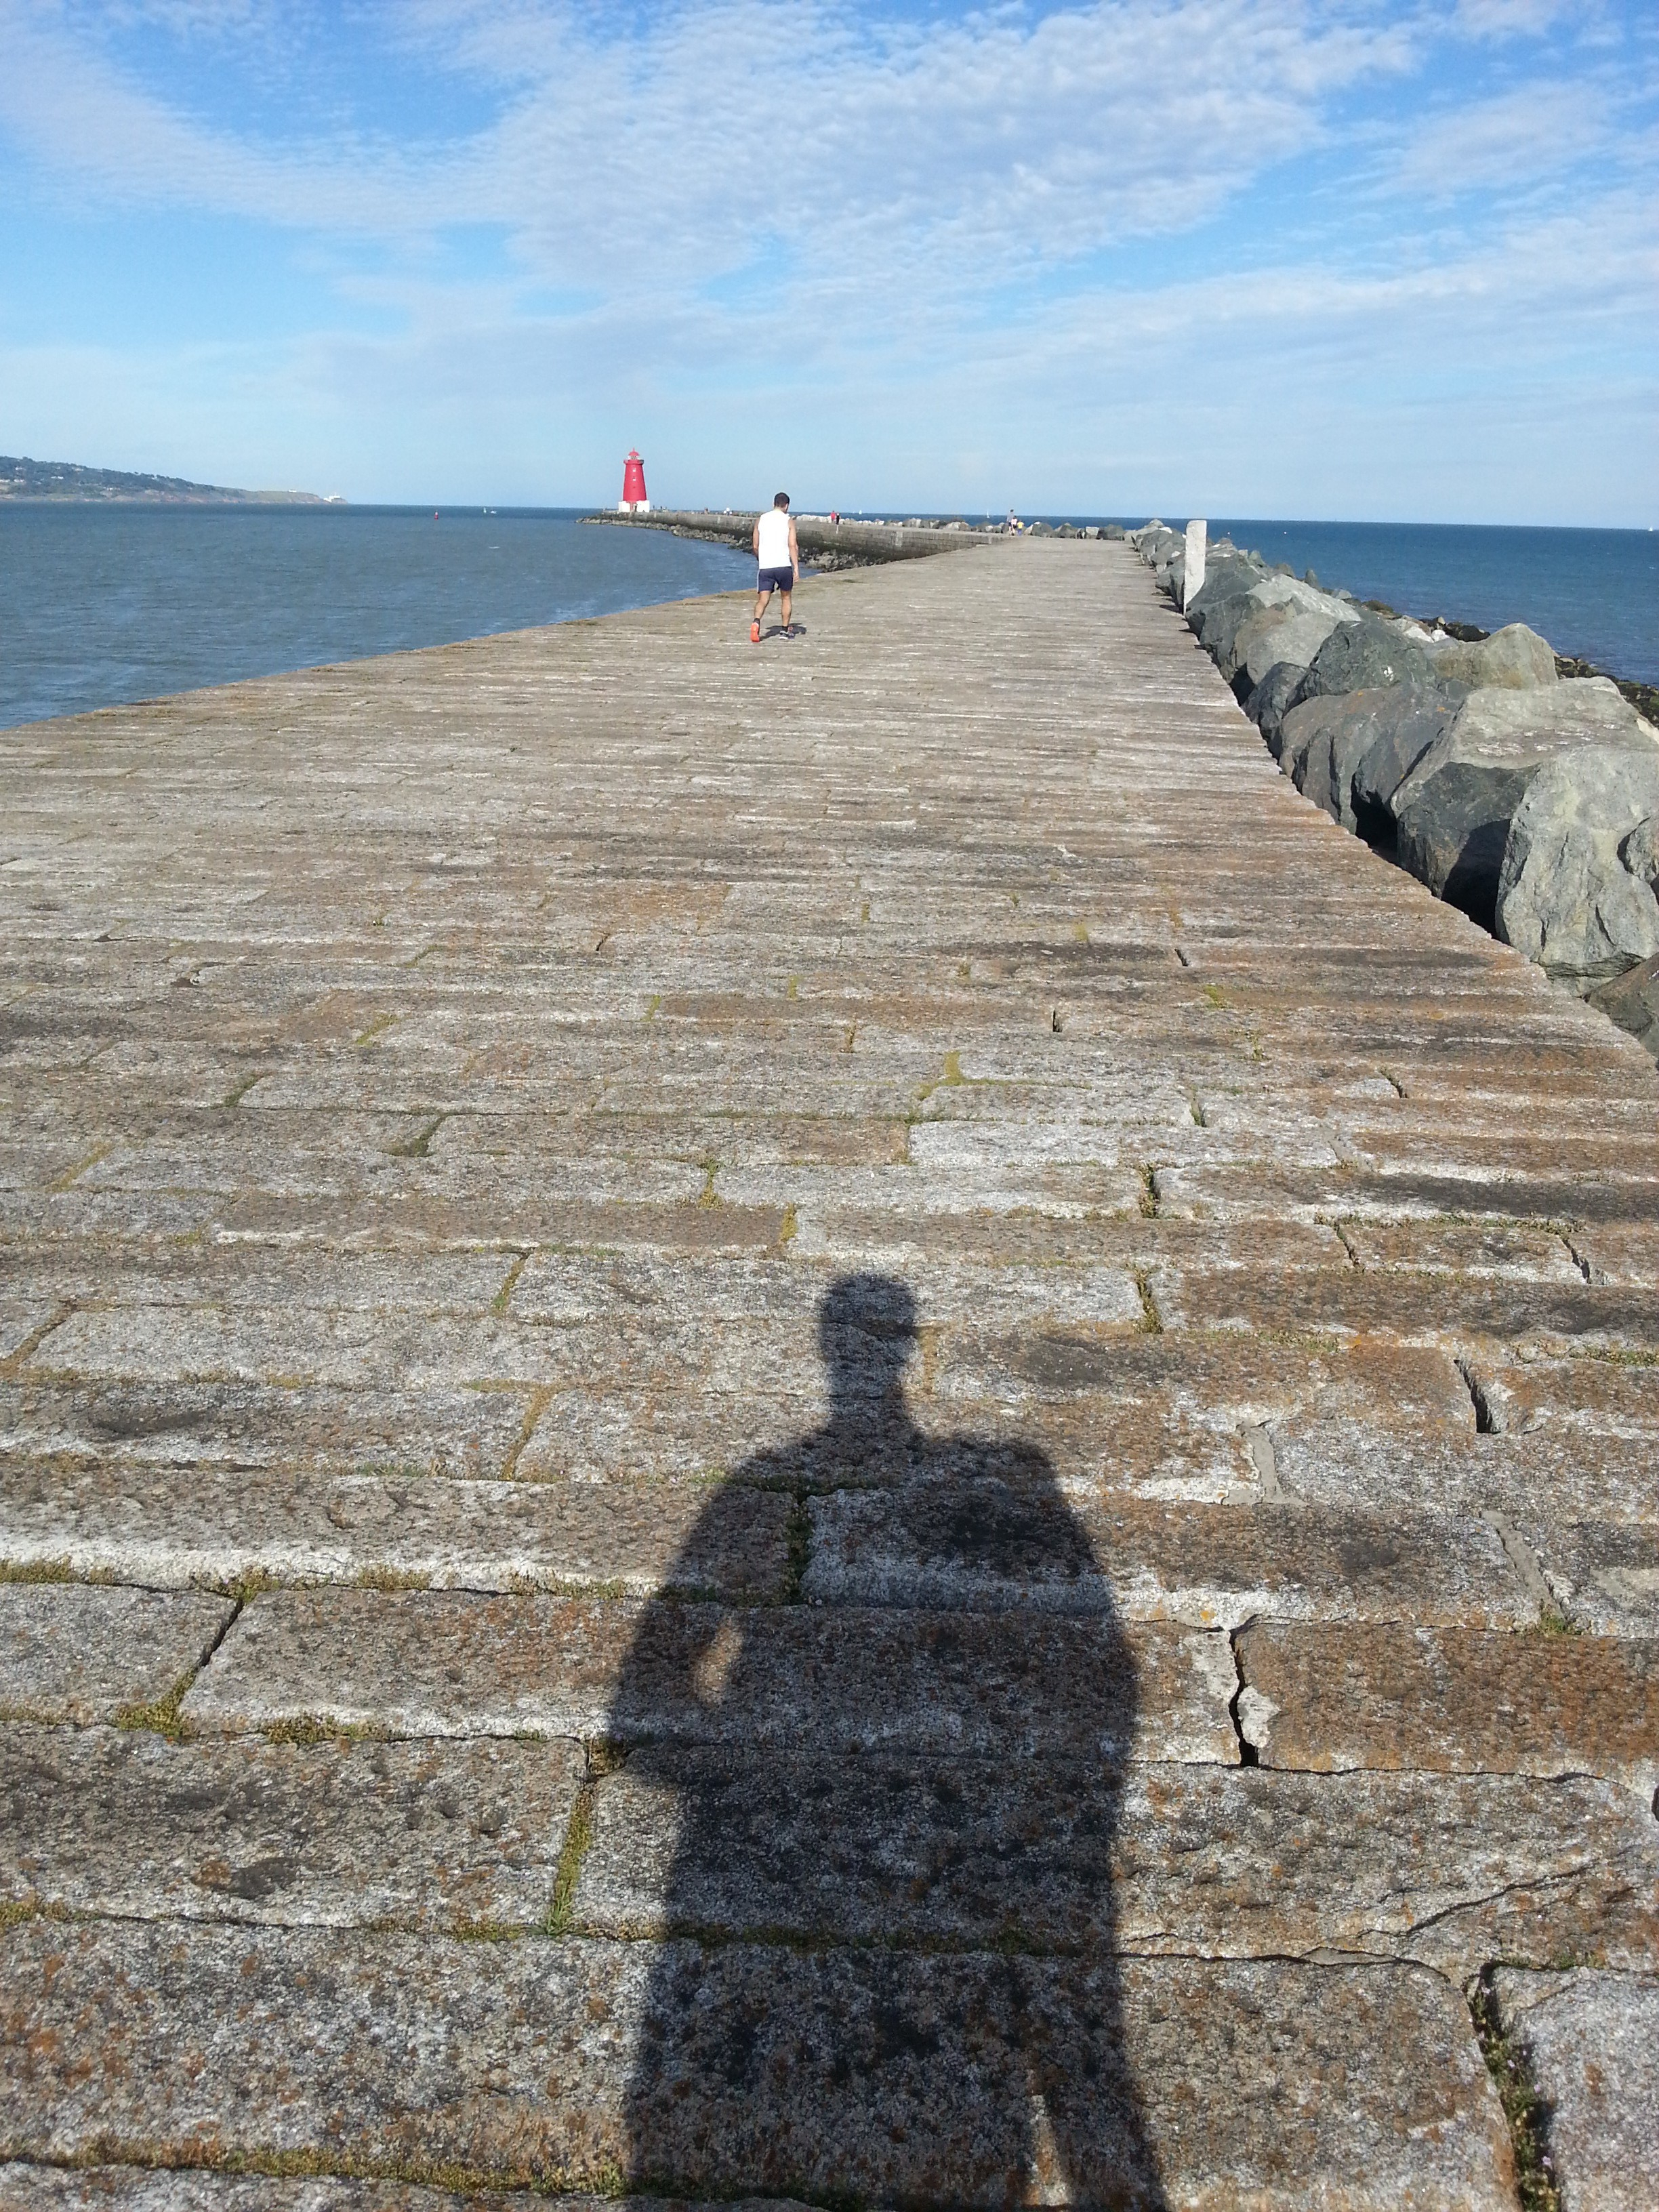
top-left (750, 621), bottom-right (761, 644)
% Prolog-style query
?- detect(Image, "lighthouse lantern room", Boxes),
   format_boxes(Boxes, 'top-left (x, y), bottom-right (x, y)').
top-left (618, 450), bottom-right (650, 514)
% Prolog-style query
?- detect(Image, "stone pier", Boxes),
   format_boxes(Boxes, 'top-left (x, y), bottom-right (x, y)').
top-left (2, 540), bottom-right (1656, 2209)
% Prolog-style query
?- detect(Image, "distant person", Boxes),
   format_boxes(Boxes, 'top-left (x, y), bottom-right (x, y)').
top-left (751, 493), bottom-right (800, 642)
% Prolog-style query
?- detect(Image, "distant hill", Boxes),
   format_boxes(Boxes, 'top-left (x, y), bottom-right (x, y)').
top-left (0, 455), bottom-right (333, 504)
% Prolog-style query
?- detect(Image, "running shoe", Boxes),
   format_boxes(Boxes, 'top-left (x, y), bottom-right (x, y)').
top-left (750, 621), bottom-right (761, 644)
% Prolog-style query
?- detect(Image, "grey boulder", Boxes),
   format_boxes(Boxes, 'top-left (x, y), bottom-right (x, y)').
top-left (1295, 618), bottom-right (1433, 703)
top-left (1393, 680), bottom-right (1659, 926)
top-left (1187, 553), bottom-right (1261, 603)
top-left (1245, 662), bottom-right (1311, 752)
top-left (1494, 747), bottom-right (1659, 977)
top-left (1590, 953), bottom-right (1659, 1061)
top-left (1193, 587), bottom-right (1270, 672)
top-left (1620, 815), bottom-right (1659, 896)
top-left (1279, 687), bottom-right (1457, 836)
top-left (1428, 623), bottom-right (1557, 692)
top-left (1277, 694), bottom-right (1345, 793)
top-left (1350, 688), bottom-right (1464, 828)
top-left (1214, 578), bottom-right (1353, 684)
top-left (1237, 601), bottom-right (1352, 693)
top-left (1185, 567), bottom-right (1263, 644)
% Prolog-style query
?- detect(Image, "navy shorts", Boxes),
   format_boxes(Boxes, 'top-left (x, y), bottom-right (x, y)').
top-left (757, 564), bottom-right (794, 594)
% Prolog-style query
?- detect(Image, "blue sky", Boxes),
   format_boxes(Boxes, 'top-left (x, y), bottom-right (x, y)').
top-left (1, 0), bottom-right (1655, 520)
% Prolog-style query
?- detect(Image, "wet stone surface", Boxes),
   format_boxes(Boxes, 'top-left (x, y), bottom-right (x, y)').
top-left (3, 540), bottom-right (1656, 2198)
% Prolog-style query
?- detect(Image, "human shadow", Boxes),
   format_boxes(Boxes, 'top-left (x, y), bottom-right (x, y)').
top-left (609, 1273), bottom-right (1166, 2209)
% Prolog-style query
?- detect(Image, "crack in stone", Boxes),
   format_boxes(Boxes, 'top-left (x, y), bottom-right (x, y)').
top-left (1227, 1627), bottom-right (1260, 1767)
top-left (1456, 1356), bottom-right (1500, 1436)
top-left (1557, 1231), bottom-right (1592, 1286)
top-left (0, 1303), bottom-right (74, 1376)
top-left (1468, 1968), bottom-right (1563, 2212)
top-left (47, 1145), bottom-right (111, 1193)
top-left (1330, 1221), bottom-right (1363, 1271)
top-left (499, 1388), bottom-right (554, 1482)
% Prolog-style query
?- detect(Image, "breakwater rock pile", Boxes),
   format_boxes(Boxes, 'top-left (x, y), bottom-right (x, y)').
top-left (1132, 523), bottom-right (1659, 1062)
top-left (596, 508), bottom-right (1002, 569)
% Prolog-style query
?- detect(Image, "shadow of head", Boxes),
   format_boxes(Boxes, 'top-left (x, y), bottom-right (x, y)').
top-left (818, 1270), bottom-right (918, 1422)
top-left (813, 1276), bottom-right (1091, 1591)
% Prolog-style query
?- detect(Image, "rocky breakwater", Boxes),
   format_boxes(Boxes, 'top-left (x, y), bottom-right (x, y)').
top-left (1132, 522), bottom-right (1659, 1062)
top-left (595, 508), bottom-right (1003, 569)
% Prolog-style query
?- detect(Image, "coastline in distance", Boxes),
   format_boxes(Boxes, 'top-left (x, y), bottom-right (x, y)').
top-left (0, 453), bottom-right (335, 506)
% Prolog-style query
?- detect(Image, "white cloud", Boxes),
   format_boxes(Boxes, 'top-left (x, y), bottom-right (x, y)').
top-left (0, 0), bottom-right (455, 228)
top-left (1393, 77), bottom-right (1631, 197)
top-left (465, 0), bottom-right (1414, 301)
top-left (1, 0), bottom-right (1416, 293)
top-left (1452, 0), bottom-right (1578, 39)
top-left (0, 2), bottom-right (1654, 518)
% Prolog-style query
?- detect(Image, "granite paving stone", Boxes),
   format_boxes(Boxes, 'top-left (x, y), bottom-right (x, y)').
top-left (1153, 1265), bottom-right (1659, 1351)
top-left (0, 1378), bottom-right (533, 1482)
top-left (0, 1921), bottom-right (1514, 2207)
top-left (1519, 1517), bottom-right (1659, 1635)
top-left (804, 1489), bottom-right (1531, 1625)
top-left (576, 1750), bottom-right (1659, 1976)
top-left (5, 537), bottom-right (1657, 2194)
top-left (1490, 1969), bottom-right (1659, 2212)
top-left (0, 1247), bottom-right (516, 1315)
top-left (0, 1584), bottom-right (234, 1724)
top-left (0, 2175), bottom-right (796, 2212)
top-left (213, 1193), bottom-right (793, 1257)
top-left (1336, 1218), bottom-right (1586, 1280)
top-left (0, 1308), bottom-right (56, 1366)
top-left (180, 1589), bottom-right (1239, 1762)
top-left (1566, 1220), bottom-right (1659, 1285)
top-left (28, 1308), bottom-right (550, 1391)
top-left (512, 1388), bottom-right (835, 1486)
top-left (1473, 1350), bottom-right (1659, 1441)
top-left (0, 1725), bottom-right (583, 1929)
top-left (1236, 1620), bottom-right (1659, 1798)
top-left (508, 1248), bottom-right (1155, 1327)
top-left (0, 1464), bottom-right (792, 1599)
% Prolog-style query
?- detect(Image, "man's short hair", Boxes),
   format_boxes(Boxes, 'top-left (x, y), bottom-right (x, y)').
top-left (773, 493), bottom-right (790, 509)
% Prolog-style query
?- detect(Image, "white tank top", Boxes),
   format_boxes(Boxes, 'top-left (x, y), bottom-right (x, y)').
top-left (756, 508), bottom-right (792, 567)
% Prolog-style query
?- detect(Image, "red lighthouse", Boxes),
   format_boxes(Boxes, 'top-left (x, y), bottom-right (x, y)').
top-left (619, 449), bottom-right (650, 514)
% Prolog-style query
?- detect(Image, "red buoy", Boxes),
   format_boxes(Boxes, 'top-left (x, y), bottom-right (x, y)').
top-left (619, 449), bottom-right (650, 514)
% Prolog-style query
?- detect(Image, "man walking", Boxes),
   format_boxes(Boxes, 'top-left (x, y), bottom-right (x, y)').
top-left (751, 493), bottom-right (800, 642)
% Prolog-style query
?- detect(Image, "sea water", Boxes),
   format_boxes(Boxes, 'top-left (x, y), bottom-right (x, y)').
top-left (4, 507), bottom-right (1654, 731)
top-left (895, 514), bottom-right (1657, 686)
top-left (0, 504), bottom-right (754, 731)
top-left (1200, 520), bottom-right (1657, 687)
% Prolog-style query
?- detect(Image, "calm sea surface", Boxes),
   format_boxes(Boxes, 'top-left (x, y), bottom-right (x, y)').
top-left (1204, 520), bottom-right (1658, 687)
top-left (0, 504), bottom-right (753, 731)
top-left (3, 507), bottom-right (1654, 731)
